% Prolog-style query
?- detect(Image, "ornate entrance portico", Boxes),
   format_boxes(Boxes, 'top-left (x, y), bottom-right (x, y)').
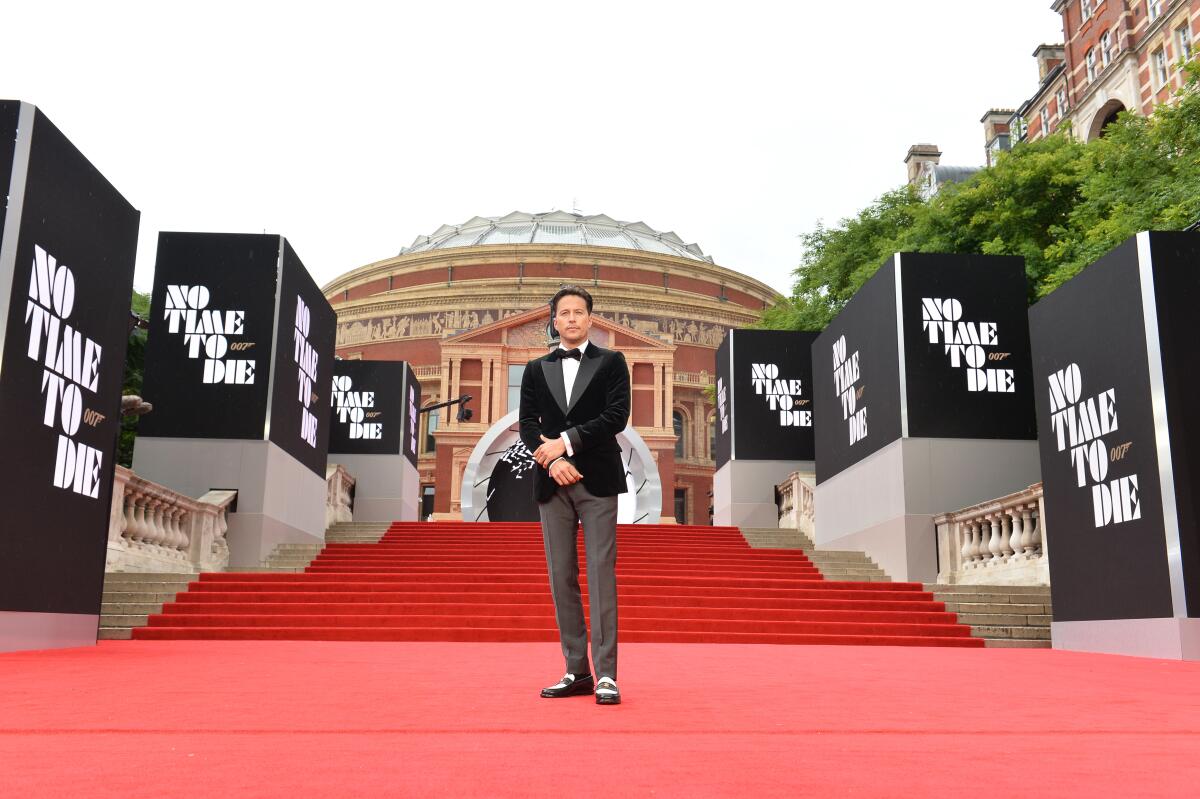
top-left (425, 306), bottom-right (677, 521)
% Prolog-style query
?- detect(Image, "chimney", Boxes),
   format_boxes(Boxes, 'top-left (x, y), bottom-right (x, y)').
top-left (980, 109), bottom-right (1015, 166)
top-left (1033, 44), bottom-right (1066, 81)
top-left (904, 144), bottom-right (942, 186)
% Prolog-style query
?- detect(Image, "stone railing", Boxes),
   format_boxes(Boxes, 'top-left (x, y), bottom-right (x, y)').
top-left (326, 463), bottom-right (356, 529)
top-left (107, 466), bottom-right (237, 574)
top-left (674, 370), bottom-right (714, 387)
top-left (776, 470), bottom-right (815, 537)
top-left (933, 483), bottom-right (1048, 586)
top-left (414, 365), bottom-right (442, 379)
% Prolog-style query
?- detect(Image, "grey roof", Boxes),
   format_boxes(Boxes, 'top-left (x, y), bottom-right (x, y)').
top-left (400, 211), bottom-right (714, 263)
top-left (932, 165), bottom-right (981, 185)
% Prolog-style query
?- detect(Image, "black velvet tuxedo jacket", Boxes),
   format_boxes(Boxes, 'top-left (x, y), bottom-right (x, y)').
top-left (518, 342), bottom-right (631, 504)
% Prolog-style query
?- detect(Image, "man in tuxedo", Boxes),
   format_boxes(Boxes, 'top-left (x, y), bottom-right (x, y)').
top-left (519, 286), bottom-right (630, 706)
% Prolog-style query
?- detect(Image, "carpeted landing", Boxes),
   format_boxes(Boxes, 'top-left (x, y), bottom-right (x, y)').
top-left (1, 641), bottom-right (1198, 797)
top-left (134, 522), bottom-right (982, 647)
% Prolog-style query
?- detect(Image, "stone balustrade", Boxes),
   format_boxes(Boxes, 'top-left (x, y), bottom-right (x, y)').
top-left (933, 483), bottom-right (1049, 586)
top-left (674, 370), bottom-right (713, 388)
top-left (776, 470), bottom-right (815, 537)
top-left (326, 463), bottom-right (356, 529)
top-left (107, 466), bottom-right (236, 574)
top-left (414, 364), bottom-right (442, 379)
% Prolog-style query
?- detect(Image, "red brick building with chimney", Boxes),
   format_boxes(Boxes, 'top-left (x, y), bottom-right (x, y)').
top-left (1019, 1), bottom-right (1198, 142)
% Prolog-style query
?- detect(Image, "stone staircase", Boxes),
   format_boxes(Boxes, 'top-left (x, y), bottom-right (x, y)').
top-left (100, 523), bottom-right (1053, 647)
top-left (925, 585), bottom-right (1052, 648)
top-left (100, 573), bottom-right (194, 640)
top-left (738, 527), bottom-right (890, 582)
top-left (98, 524), bottom-right (394, 638)
top-left (738, 527), bottom-right (1052, 648)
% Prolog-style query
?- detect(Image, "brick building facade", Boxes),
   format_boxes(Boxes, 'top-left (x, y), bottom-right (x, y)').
top-left (321, 211), bottom-right (780, 524)
top-left (1019, 1), bottom-right (1198, 142)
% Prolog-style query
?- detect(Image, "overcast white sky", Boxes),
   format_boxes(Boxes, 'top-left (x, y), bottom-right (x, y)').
top-left (5, 1), bottom-right (1063, 297)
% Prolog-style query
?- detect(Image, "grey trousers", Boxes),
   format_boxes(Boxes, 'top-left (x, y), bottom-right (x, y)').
top-left (538, 480), bottom-right (619, 680)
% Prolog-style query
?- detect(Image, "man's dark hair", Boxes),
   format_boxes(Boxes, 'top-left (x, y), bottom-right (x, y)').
top-left (550, 285), bottom-right (594, 316)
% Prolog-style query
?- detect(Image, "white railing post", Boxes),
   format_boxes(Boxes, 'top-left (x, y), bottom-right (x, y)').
top-left (326, 464), bottom-right (356, 530)
top-left (933, 483), bottom-right (1049, 586)
top-left (105, 465), bottom-right (236, 575)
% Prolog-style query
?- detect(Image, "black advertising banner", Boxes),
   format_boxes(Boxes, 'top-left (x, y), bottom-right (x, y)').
top-left (329, 360), bottom-right (404, 455)
top-left (267, 240), bottom-right (336, 477)
top-left (721, 330), bottom-right (817, 462)
top-left (0, 103), bottom-right (139, 615)
top-left (897, 253), bottom-right (1037, 440)
top-left (813, 258), bottom-right (904, 483)
top-left (0, 101), bottom-right (17, 236)
top-left (1029, 236), bottom-right (1174, 622)
top-left (140, 233), bottom-right (279, 440)
top-left (401, 362), bottom-right (420, 466)
top-left (715, 334), bottom-right (732, 468)
top-left (1149, 233), bottom-right (1200, 616)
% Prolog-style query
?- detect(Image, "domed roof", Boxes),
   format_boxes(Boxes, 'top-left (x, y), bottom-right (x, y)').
top-left (400, 211), bottom-right (714, 263)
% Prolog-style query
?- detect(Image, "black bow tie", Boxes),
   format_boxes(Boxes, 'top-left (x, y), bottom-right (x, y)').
top-left (558, 348), bottom-right (582, 361)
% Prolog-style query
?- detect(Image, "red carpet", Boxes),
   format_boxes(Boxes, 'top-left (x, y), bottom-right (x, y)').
top-left (135, 522), bottom-right (982, 647)
top-left (1, 640), bottom-right (1198, 796)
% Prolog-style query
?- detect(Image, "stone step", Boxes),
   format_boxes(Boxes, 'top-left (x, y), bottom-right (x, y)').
top-left (102, 602), bottom-right (167, 615)
top-left (956, 612), bottom-right (1051, 627)
top-left (102, 614), bottom-right (150, 628)
top-left (936, 597), bottom-right (1051, 609)
top-left (98, 628), bottom-right (132, 640)
top-left (970, 625), bottom-right (1051, 640)
top-left (944, 602), bottom-right (1050, 616)
top-left (926, 584), bottom-right (1051, 595)
top-left (807, 554), bottom-right (879, 564)
top-left (102, 581), bottom-right (193, 594)
top-left (938, 593), bottom-right (1052, 607)
top-left (103, 572), bottom-right (195, 582)
top-left (102, 591), bottom-right (183, 604)
top-left (985, 638), bottom-right (1052, 648)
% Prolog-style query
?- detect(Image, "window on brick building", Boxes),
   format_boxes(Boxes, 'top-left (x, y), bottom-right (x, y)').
top-left (1152, 47), bottom-right (1169, 89)
top-left (1086, 48), bottom-right (1097, 82)
top-left (673, 411), bottom-right (686, 458)
top-left (1177, 24), bottom-right (1193, 62)
top-left (1101, 30), bottom-right (1113, 66)
top-left (424, 409), bottom-right (439, 454)
top-left (708, 412), bottom-right (716, 460)
top-left (507, 364), bottom-right (525, 413)
top-left (1057, 87), bottom-right (1069, 115)
top-left (1148, 1), bottom-right (1163, 22)
top-left (1081, 0), bottom-right (1092, 23)
top-left (1040, 106), bottom-right (1050, 133)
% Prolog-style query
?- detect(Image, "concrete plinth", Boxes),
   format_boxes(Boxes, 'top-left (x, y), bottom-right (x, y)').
top-left (332, 454), bottom-right (420, 522)
top-left (0, 612), bottom-right (100, 654)
top-left (714, 460), bottom-right (814, 529)
top-left (1053, 618), bottom-right (1200, 661)
top-left (815, 437), bottom-right (1041, 582)
top-left (133, 437), bottom-right (326, 567)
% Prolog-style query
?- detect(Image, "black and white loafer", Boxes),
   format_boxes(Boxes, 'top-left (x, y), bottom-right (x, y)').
top-left (540, 673), bottom-right (594, 698)
top-left (595, 677), bottom-right (621, 705)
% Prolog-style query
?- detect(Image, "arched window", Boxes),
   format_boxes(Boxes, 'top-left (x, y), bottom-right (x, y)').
top-left (424, 409), bottom-right (439, 454)
top-left (708, 412), bottom-right (717, 460)
top-left (673, 411), bottom-right (685, 458)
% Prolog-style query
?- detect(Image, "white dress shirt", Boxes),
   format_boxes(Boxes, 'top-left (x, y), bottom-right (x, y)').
top-left (558, 339), bottom-right (589, 457)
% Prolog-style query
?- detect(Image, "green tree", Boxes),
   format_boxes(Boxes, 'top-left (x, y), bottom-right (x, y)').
top-left (898, 132), bottom-right (1087, 298)
top-left (760, 185), bottom-right (925, 331)
top-left (766, 59), bottom-right (1200, 330)
top-left (1041, 63), bottom-right (1200, 292)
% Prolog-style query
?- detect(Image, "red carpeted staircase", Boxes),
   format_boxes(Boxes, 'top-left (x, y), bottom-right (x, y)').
top-left (133, 522), bottom-right (982, 647)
